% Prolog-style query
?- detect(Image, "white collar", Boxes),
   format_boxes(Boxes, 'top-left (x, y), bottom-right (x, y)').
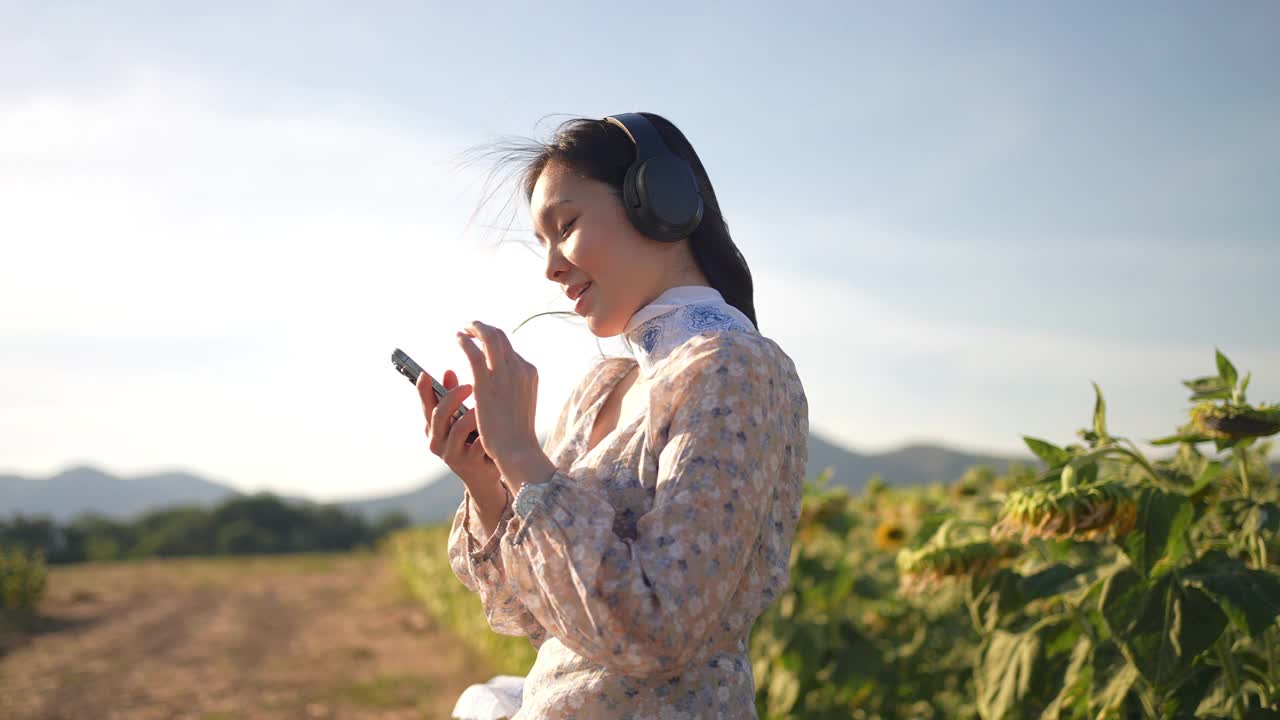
top-left (620, 285), bottom-right (757, 378)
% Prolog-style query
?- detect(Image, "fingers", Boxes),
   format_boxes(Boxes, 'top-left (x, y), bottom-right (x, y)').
top-left (460, 321), bottom-right (512, 373)
top-left (427, 384), bottom-right (473, 455)
top-left (418, 369), bottom-right (459, 424)
top-left (444, 407), bottom-right (482, 458)
top-left (456, 331), bottom-right (489, 379)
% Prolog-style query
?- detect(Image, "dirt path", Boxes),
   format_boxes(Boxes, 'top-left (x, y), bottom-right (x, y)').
top-left (0, 552), bottom-right (492, 719)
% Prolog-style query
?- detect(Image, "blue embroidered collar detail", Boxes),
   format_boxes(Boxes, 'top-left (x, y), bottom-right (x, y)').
top-left (620, 285), bottom-right (756, 378)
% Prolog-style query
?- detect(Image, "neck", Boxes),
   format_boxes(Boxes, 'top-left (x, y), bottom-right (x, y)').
top-left (642, 267), bottom-right (712, 308)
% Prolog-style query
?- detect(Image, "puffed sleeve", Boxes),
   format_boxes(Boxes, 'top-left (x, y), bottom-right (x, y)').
top-left (444, 356), bottom-right (609, 647)
top-left (502, 335), bottom-right (787, 676)
top-left (446, 484), bottom-right (548, 647)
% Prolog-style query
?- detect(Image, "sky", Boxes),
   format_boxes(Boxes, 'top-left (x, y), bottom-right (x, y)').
top-left (2, 1), bottom-right (1278, 501)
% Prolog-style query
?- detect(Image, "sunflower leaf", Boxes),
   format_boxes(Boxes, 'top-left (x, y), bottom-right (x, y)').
top-left (1091, 382), bottom-right (1109, 441)
top-left (1120, 488), bottom-right (1193, 579)
top-left (1024, 436), bottom-right (1071, 468)
top-left (1183, 376), bottom-right (1231, 402)
top-left (1215, 348), bottom-right (1238, 390)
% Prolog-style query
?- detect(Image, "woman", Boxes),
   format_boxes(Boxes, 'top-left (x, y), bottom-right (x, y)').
top-left (419, 112), bottom-right (809, 718)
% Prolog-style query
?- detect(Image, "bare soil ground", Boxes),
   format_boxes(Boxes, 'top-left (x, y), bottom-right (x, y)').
top-left (0, 552), bottom-right (491, 719)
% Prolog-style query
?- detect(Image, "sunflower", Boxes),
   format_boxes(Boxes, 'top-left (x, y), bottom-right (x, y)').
top-left (990, 481), bottom-right (1136, 544)
top-left (1191, 402), bottom-right (1280, 441)
top-left (896, 540), bottom-right (1019, 596)
top-left (874, 520), bottom-right (909, 552)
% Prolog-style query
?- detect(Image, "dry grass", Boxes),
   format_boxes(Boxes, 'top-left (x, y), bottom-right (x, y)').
top-left (0, 552), bottom-right (494, 719)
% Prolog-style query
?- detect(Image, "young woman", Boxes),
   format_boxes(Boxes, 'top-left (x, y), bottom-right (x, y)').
top-left (418, 112), bottom-right (809, 718)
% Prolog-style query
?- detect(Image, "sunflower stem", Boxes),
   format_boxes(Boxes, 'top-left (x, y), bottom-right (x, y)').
top-left (963, 585), bottom-right (985, 635)
top-left (1234, 446), bottom-right (1252, 501)
top-left (1116, 440), bottom-right (1165, 485)
top-left (1263, 626), bottom-right (1277, 708)
top-left (1216, 634), bottom-right (1246, 720)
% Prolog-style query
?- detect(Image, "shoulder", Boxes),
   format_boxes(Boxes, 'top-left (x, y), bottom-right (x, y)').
top-left (650, 330), bottom-right (805, 412)
top-left (644, 330), bottom-right (808, 452)
top-left (661, 331), bottom-right (800, 387)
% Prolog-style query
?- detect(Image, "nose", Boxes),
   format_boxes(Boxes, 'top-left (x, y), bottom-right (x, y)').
top-left (544, 245), bottom-right (570, 283)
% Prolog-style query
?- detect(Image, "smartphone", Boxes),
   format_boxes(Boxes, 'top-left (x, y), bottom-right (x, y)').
top-left (392, 348), bottom-right (479, 444)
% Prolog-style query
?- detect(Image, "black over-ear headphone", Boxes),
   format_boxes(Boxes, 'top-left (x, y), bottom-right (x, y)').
top-left (602, 113), bottom-right (704, 242)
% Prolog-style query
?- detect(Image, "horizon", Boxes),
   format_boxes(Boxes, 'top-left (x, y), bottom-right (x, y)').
top-left (4, 3), bottom-right (1278, 501)
top-left (9, 428), bottom-right (1276, 506)
top-left (3, 431), bottom-right (1044, 504)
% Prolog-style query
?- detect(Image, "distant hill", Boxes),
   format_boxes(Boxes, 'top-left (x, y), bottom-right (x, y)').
top-left (0, 465), bottom-right (239, 522)
top-left (340, 476), bottom-right (468, 527)
top-left (807, 433), bottom-right (1034, 491)
top-left (6, 437), bottom-right (1276, 526)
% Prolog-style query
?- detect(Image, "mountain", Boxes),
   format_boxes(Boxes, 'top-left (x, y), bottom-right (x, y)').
top-left (340, 476), bottom-right (467, 527)
top-left (0, 465), bottom-right (239, 522)
top-left (807, 433), bottom-right (1032, 492)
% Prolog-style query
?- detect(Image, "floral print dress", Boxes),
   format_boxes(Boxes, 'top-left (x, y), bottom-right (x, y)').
top-left (447, 286), bottom-right (809, 719)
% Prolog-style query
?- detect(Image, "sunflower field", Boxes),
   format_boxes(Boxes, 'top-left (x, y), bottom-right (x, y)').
top-left (751, 349), bottom-right (1280, 719)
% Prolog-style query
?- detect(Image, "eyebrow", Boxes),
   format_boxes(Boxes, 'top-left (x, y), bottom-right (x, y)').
top-left (533, 198), bottom-right (573, 245)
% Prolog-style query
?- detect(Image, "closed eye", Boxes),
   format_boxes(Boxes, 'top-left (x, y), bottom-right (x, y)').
top-left (560, 217), bottom-right (577, 237)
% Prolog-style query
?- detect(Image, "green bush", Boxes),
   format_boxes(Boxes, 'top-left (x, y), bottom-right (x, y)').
top-left (1, 547), bottom-right (48, 620)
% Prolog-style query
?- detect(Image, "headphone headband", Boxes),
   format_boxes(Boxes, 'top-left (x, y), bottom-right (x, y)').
top-left (603, 113), bottom-right (666, 163)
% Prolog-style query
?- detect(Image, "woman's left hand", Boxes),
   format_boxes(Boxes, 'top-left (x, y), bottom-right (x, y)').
top-left (455, 321), bottom-right (543, 475)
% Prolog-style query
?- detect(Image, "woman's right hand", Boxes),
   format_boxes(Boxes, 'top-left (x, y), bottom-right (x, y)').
top-left (418, 369), bottom-right (502, 491)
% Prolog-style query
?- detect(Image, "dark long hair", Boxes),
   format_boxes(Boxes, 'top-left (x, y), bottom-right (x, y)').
top-left (457, 112), bottom-right (758, 333)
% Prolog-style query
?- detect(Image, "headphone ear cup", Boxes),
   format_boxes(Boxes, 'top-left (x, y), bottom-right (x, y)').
top-left (630, 156), bottom-right (704, 242)
top-left (620, 159), bottom-right (655, 238)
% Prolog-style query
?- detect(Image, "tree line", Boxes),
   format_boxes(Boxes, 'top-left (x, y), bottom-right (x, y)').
top-left (0, 494), bottom-right (411, 563)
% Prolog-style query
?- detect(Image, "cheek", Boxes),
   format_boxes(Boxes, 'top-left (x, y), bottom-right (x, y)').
top-left (563, 231), bottom-right (610, 276)
top-left (562, 217), bottom-right (647, 306)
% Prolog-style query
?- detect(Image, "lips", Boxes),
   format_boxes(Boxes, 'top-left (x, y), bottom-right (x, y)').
top-left (567, 282), bottom-right (592, 301)
top-left (573, 283), bottom-right (593, 314)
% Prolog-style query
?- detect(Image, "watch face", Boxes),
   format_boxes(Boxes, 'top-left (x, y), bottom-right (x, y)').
top-left (513, 479), bottom-right (554, 519)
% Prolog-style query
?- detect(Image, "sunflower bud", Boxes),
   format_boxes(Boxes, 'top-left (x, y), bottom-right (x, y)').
top-left (991, 481), bottom-right (1136, 543)
top-left (896, 539), bottom-right (1020, 596)
top-left (1190, 402), bottom-right (1280, 441)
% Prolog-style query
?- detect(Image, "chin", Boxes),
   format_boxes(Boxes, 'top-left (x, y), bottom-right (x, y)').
top-left (584, 311), bottom-right (625, 338)
top-left (584, 316), bottom-right (610, 338)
